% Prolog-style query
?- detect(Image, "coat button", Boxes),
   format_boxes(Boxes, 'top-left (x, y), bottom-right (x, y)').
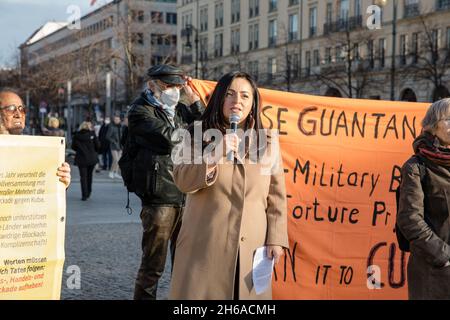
top-left (241, 237), bottom-right (246, 242)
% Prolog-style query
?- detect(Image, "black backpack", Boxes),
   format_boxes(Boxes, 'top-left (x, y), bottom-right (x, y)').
top-left (118, 134), bottom-right (138, 214)
top-left (395, 155), bottom-right (426, 252)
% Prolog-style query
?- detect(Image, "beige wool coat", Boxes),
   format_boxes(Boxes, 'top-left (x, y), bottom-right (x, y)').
top-left (169, 137), bottom-right (289, 300)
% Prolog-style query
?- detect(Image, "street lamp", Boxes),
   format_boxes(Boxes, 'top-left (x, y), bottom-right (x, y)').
top-left (378, 0), bottom-right (398, 101)
top-left (182, 24), bottom-right (199, 79)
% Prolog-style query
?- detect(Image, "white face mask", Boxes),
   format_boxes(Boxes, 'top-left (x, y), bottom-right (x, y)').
top-left (160, 87), bottom-right (180, 107)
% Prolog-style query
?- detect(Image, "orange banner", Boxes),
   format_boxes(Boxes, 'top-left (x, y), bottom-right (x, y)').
top-left (192, 79), bottom-right (430, 300)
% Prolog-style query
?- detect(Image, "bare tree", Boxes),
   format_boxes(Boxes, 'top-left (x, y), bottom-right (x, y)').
top-left (404, 15), bottom-right (450, 101)
top-left (313, 25), bottom-right (382, 98)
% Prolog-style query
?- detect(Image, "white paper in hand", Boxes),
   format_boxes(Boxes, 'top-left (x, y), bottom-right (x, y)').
top-left (252, 246), bottom-right (275, 295)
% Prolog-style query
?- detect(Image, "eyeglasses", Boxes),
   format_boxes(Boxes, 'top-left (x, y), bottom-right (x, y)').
top-left (0, 105), bottom-right (27, 115)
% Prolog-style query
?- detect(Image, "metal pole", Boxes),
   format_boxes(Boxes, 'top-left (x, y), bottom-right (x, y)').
top-left (390, 0), bottom-right (397, 101)
top-left (195, 29), bottom-right (199, 79)
top-left (67, 80), bottom-right (72, 143)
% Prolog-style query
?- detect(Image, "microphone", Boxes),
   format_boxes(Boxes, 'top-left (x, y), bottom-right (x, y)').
top-left (227, 113), bottom-right (240, 161)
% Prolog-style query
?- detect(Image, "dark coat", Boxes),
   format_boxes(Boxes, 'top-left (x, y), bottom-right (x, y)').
top-left (72, 129), bottom-right (100, 167)
top-left (106, 123), bottom-right (123, 151)
top-left (127, 92), bottom-right (204, 206)
top-left (98, 123), bottom-right (110, 153)
top-left (397, 155), bottom-right (450, 300)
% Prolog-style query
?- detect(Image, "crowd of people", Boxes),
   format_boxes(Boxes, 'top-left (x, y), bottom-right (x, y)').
top-left (1, 62), bottom-right (450, 301)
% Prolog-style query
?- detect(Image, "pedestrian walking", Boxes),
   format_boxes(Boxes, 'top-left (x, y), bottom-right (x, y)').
top-left (99, 117), bottom-right (112, 171)
top-left (71, 121), bottom-right (100, 201)
top-left (106, 115), bottom-right (123, 179)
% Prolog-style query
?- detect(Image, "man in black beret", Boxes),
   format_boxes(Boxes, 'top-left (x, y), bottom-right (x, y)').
top-left (125, 65), bottom-right (204, 300)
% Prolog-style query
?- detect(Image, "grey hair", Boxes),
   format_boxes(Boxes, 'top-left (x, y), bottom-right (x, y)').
top-left (422, 98), bottom-right (450, 133)
top-left (0, 87), bottom-right (21, 105)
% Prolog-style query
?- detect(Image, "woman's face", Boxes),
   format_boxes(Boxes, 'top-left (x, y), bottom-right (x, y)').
top-left (222, 77), bottom-right (254, 124)
top-left (434, 112), bottom-right (450, 146)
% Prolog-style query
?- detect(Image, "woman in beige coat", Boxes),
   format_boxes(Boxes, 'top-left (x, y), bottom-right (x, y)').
top-left (169, 71), bottom-right (289, 300)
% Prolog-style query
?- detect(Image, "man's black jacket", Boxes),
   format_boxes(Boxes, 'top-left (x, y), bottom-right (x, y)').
top-left (127, 92), bottom-right (204, 206)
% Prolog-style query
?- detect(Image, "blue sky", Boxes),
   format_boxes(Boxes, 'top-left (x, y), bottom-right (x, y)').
top-left (0, 0), bottom-right (112, 67)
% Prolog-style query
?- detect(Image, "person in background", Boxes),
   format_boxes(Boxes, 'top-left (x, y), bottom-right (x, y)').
top-left (127, 64), bottom-right (204, 300)
top-left (397, 98), bottom-right (450, 300)
top-left (71, 121), bottom-right (100, 201)
top-left (120, 115), bottom-right (128, 148)
top-left (42, 116), bottom-right (65, 137)
top-left (106, 114), bottom-right (123, 179)
top-left (0, 88), bottom-right (71, 188)
top-left (98, 117), bottom-right (112, 171)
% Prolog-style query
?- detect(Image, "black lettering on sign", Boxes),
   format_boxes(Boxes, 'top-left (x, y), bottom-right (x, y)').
top-left (315, 265), bottom-right (332, 285)
top-left (389, 165), bottom-right (402, 193)
top-left (298, 107), bottom-right (318, 136)
top-left (367, 242), bottom-right (407, 289)
top-left (277, 108), bottom-right (288, 135)
top-left (262, 106), bottom-right (274, 129)
top-left (274, 241), bottom-right (298, 282)
top-left (372, 201), bottom-right (391, 227)
top-left (339, 266), bottom-right (354, 285)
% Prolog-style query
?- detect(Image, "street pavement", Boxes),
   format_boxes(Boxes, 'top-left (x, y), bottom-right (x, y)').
top-left (61, 165), bottom-right (172, 300)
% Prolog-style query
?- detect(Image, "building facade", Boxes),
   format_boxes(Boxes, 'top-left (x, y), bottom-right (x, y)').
top-left (20, 0), bottom-right (177, 128)
top-left (177, 0), bottom-right (450, 102)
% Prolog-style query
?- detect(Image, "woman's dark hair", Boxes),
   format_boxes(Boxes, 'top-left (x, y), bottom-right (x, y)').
top-left (200, 71), bottom-right (264, 133)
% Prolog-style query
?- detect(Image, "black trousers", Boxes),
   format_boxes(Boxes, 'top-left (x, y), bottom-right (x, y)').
top-left (78, 165), bottom-right (95, 199)
top-left (134, 206), bottom-right (183, 300)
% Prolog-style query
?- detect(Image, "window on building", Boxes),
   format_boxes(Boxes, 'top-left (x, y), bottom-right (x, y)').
top-left (400, 34), bottom-right (408, 65)
top-left (289, 0), bottom-right (299, 6)
top-left (353, 43), bottom-right (360, 61)
top-left (200, 36), bottom-right (208, 61)
top-left (231, 29), bottom-right (240, 54)
top-left (293, 53), bottom-right (299, 78)
top-left (214, 33), bottom-right (223, 57)
top-left (447, 27), bottom-right (450, 49)
top-left (305, 51), bottom-right (311, 75)
top-left (248, 61), bottom-right (259, 80)
top-left (313, 49), bottom-right (320, 66)
top-left (412, 32), bottom-right (419, 64)
top-left (131, 10), bottom-right (144, 22)
top-left (269, 0), bottom-right (277, 12)
top-left (379, 38), bottom-right (386, 68)
top-left (339, 0), bottom-right (349, 21)
top-left (132, 33), bottom-right (144, 45)
top-left (326, 3), bottom-right (332, 25)
top-left (166, 13), bottom-right (177, 25)
top-left (249, 24), bottom-right (259, 50)
top-left (325, 47), bottom-right (332, 64)
top-left (354, 0), bottom-right (361, 17)
top-left (215, 2), bottom-right (224, 28)
top-left (289, 14), bottom-right (298, 41)
top-left (268, 19), bottom-right (277, 47)
top-left (151, 11), bottom-right (163, 23)
top-left (249, 0), bottom-right (259, 18)
top-left (231, 0), bottom-right (240, 23)
top-left (368, 39), bottom-right (374, 68)
top-left (309, 7), bottom-right (317, 37)
top-left (267, 57), bottom-right (277, 79)
top-left (200, 7), bottom-right (208, 31)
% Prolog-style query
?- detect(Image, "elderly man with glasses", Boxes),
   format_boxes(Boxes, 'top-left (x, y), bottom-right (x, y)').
top-left (0, 88), bottom-right (71, 188)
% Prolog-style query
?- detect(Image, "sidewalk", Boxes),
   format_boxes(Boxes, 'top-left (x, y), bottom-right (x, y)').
top-left (69, 164), bottom-right (125, 184)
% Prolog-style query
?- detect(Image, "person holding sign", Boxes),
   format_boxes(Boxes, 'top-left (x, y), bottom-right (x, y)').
top-left (397, 98), bottom-right (450, 300)
top-left (168, 71), bottom-right (289, 300)
top-left (0, 88), bottom-right (71, 188)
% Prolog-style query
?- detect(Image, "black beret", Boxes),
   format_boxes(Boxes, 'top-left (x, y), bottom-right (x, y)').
top-left (147, 64), bottom-right (186, 85)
